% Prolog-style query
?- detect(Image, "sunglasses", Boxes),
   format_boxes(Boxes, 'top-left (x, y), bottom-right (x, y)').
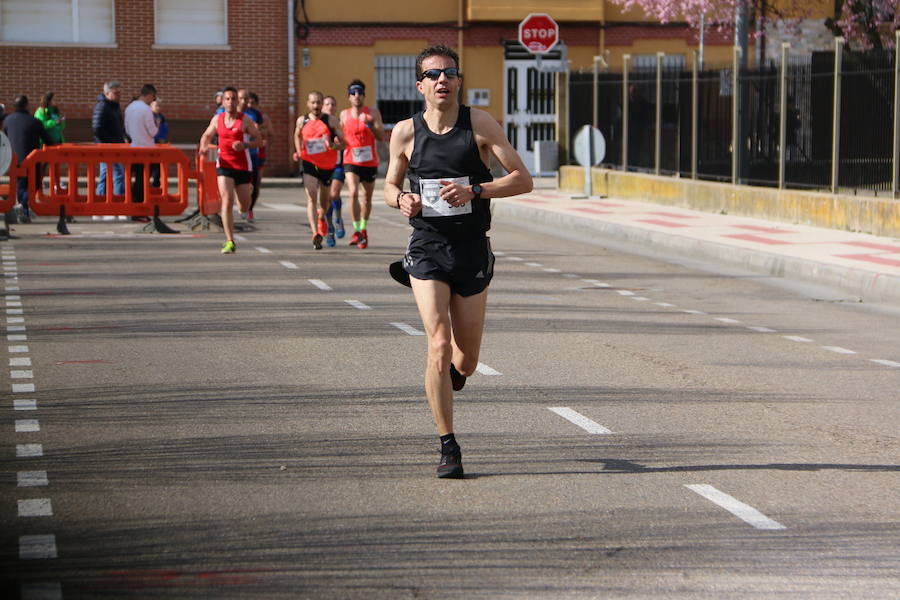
top-left (420, 68), bottom-right (460, 81)
top-left (349, 90), bottom-right (364, 96)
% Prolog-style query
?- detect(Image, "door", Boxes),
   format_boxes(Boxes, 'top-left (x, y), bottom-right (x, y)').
top-left (504, 59), bottom-right (560, 174)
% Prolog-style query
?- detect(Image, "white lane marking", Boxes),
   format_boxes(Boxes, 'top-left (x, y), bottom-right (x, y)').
top-left (783, 335), bottom-right (813, 343)
top-left (10, 357), bottom-right (32, 366)
top-left (11, 370), bottom-right (34, 379)
top-left (476, 362), bottom-right (502, 376)
top-left (20, 582), bottom-right (62, 599)
top-left (525, 262), bottom-right (543, 267)
top-left (548, 407), bottom-right (613, 434)
top-left (13, 383), bottom-right (36, 393)
top-left (583, 280), bottom-right (611, 287)
top-left (14, 399), bottom-right (37, 410)
top-left (616, 290), bottom-right (635, 296)
top-left (7, 300), bottom-right (22, 306)
top-left (234, 234), bottom-right (248, 242)
top-left (308, 279), bottom-right (332, 291)
top-left (18, 498), bottom-right (53, 517)
top-left (17, 444), bottom-right (43, 457)
top-left (390, 322), bottom-right (424, 336)
top-left (506, 256), bottom-right (524, 261)
top-left (8, 334), bottom-right (28, 341)
top-left (715, 317), bottom-right (741, 324)
top-left (748, 326), bottom-right (776, 333)
top-left (870, 359), bottom-right (900, 368)
top-left (562, 273), bottom-right (580, 278)
top-left (15, 419), bottom-right (39, 433)
top-left (345, 299), bottom-right (372, 311)
top-left (683, 309), bottom-right (706, 315)
top-left (685, 484), bottom-right (786, 530)
top-left (259, 202), bottom-right (304, 212)
top-left (19, 535), bottom-right (58, 559)
top-left (18, 471), bottom-right (49, 487)
top-left (6, 295), bottom-right (21, 300)
top-left (9, 345), bottom-right (29, 353)
top-left (8, 325), bottom-right (26, 332)
top-left (6, 286), bottom-right (20, 292)
top-left (543, 268), bottom-right (561, 273)
top-left (279, 260), bottom-right (299, 270)
top-left (655, 302), bottom-right (676, 307)
top-left (254, 246), bottom-right (272, 254)
top-left (632, 297), bottom-right (651, 301)
top-left (493, 251), bottom-right (506, 256)
top-left (823, 346), bottom-right (856, 355)
top-left (8, 316), bottom-right (25, 323)
top-left (7, 308), bottom-right (23, 314)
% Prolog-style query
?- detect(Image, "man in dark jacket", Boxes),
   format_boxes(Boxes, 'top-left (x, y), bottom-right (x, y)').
top-left (92, 80), bottom-right (125, 196)
top-left (3, 95), bottom-right (52, 222)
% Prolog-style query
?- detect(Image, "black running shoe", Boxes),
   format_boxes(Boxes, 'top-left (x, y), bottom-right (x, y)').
top-left (437, 448), bottom-right (464, 479)
top-left (449, 363), bottom-right (466, 392)
top-left (389, 260), bottom-right (411, 287)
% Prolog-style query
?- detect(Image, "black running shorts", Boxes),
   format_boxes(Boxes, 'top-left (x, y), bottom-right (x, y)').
top-left (216, 167), bottom-right (253, 185)
top-left (345, 164), bottom-right (377, 183)
top-left (302, 160), bottom-right (334, 185)
top-left (403, 232), bottom-right (494, 297)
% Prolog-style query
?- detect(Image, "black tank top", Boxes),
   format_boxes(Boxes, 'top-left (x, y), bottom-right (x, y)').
top-left (408, 106), bottom-right (493, 238)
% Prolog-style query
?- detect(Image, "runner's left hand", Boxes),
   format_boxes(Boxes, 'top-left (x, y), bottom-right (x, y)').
top-left (439, 180), bottom-right (473, 207)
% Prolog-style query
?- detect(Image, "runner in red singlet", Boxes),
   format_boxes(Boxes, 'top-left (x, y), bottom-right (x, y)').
top-left (294, 91), bottom-right (345, 250)
top-left (340, 80), bottom-right (384, 249)
top-left (199, 86), bottom-right (263, 254)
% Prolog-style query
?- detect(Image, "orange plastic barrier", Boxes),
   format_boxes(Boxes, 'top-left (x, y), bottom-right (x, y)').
top-left (19, 143), bottom-right (192, 218)
top-left (195, 146), bottom-right (221, 216)
top-left (0, 153), bottom-right (19, 214)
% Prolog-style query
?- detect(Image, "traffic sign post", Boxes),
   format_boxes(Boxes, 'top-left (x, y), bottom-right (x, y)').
top-left (518, 13), bottom-right (559, 55)
top-left (573, 125), bottom-right (606, 197)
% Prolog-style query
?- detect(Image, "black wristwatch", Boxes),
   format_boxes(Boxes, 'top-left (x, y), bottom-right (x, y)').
top-left (471, 184), bottom-right (483, 200)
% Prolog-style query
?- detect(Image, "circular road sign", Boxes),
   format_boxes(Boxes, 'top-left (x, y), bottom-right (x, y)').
top-left (0, 132), bottom-right (11, 177)
top-left (573, 125), bottom-right (606, 167)
top-left (518, 13), bottom-right (559, 55)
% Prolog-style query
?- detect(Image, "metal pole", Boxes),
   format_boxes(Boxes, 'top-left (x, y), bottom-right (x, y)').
top-left (655, 51), bottom-right (663, 175)
top-left (831, 37), bottom-right (844, 194)
top-left (778, 42), bottom-right (790, 189)
top-left (622, 54), bottom-right (630, 171)
top-left (893, 30), bottom-right (900, 197)
top-left (699, 13), bottom-right (705, 71)
top-left (732, 45), bottom-right (741, 185)
top-left (593, 56), bottom-right (601, 129)
top-left (692, 50), bottom-right (698, 180)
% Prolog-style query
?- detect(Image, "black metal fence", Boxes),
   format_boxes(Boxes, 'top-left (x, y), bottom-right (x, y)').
top-left (569, 49), bottom-right (897, 195)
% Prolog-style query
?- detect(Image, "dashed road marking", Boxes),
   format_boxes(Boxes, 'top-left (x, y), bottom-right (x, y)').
top-left (870, 359), bottom-right (900, 368)
top-left (17, 444), bottom-right (43, 457)
top-left (15, 419), bottom-right (39, 433)
top-left (255, 246), bottom-right (272, 254)
top-left (475, 362), bottom-right (502, 376)
top-left (18, 471), bottom-right (48, 487)
top-left (715, 317), bottom-right (741, 324)
top-left (655, 302), bottom-right (676, 307)
top-left (14, 399), bottom-right (37, 410)
top-left (20, 582), bottom-right (62, 599)
top-left (11, 370), bottom-right (34, 379)
top-left (390, 322), bottom-right (424, 336)
top-left (506, 256), bottom-right (523, 261)
top-left (278, 260), bottom-right (298, 270)
top-left (308, 279), bottom-right (332, 291)
top-left (525, 262), bottom-right (543, 267)
top-left (548, 407), bottom-right (613, 434)
top-left (683, 309), bottom-right (706, 315)
top-left (748, 326), bottom-right (776, 333)
top-left (632, 296), bottom-right (650, 301)
top-left (543, 268), bottom-right (561, 273)
top-left (783, 335), bottom-right (813, 343)
top-left (18, 498), bottom-right (53, 517)
top-left (9, 345), bottom-right (29, 353)
top-left (13, 383), bottom-right (36, 393)
top-left (823, 346), bottom-right (856, 355)
top-left (345, 299), bottom-right (372, 311)
top-left (19, 535), bottom-right (58, 559)
top-left (685, 484), bottom-right (786, 530)
top-left (616, 290), bottom-right (635, 296)
top-left (10, 357), bottom-right (32, 366)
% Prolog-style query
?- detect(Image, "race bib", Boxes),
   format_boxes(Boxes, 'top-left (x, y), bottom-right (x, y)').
top-left (419, 177), bottom-right (472, 217)
top-left (306, 138), bottom-right (327, 155)
top-left (351, 145), bottom-right (374, 163)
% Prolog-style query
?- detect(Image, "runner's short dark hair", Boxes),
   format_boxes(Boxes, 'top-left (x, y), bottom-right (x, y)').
top-left (14, 95), bottom-right (28, 110)
top-left (348, 79), bottom-right (366, 94)
top-left (222, 86), bottom-right (238, 96)
top-left (415, 45), bottom-right (460, 81)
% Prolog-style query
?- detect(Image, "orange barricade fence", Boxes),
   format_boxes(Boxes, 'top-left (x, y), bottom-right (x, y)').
top-left (0, 152), bottom-right (19, 214)
top-left (18, 143), bottom-right (192, 218)
top-left (195, 146), bottom-right (221, 216)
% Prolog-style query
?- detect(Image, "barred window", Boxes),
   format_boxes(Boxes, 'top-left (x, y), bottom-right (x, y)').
top-left (0, 0), bottom-right (114, 45)
top-left (376, 55), bottom-right (424, 125)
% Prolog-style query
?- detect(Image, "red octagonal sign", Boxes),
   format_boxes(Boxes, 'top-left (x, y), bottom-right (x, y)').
top-left (518, 13), bottom-right (559, 55)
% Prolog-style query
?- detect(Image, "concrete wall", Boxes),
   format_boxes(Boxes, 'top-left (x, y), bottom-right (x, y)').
top-left (559, 166), bottom-right (900, 238)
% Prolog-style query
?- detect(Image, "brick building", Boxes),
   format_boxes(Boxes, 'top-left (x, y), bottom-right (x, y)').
top-left (0, 0), bottom-right (293, 175)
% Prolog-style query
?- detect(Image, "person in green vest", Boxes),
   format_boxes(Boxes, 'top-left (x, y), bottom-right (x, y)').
top-left (34, 92), bottom-right (66, 192)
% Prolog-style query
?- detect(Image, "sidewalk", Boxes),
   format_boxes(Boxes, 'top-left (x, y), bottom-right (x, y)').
top-left (493, 178), bottom-right (900, 305)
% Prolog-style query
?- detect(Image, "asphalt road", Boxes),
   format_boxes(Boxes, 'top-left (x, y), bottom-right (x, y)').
top-left (2, 184), bottom-right (898, 599)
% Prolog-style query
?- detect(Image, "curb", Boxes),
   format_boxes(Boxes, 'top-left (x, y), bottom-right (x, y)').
top-left (493, 201), bottom-right (900, 306)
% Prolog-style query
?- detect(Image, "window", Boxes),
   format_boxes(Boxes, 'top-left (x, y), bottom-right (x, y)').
top-left (376, 55), bottom-right (423, 125)
top-left (0, 0), bottom-right (114, 45)
top-left (155, 0), bottom-right (227, 47)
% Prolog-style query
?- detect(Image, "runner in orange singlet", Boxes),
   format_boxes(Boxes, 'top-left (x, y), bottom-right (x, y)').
top-left (294, 91), bottom-right (345, 250)
top-left (340, 80), bottom-right (384, 250)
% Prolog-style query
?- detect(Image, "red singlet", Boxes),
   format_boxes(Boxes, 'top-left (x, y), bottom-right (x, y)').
top-left (341, 107), bottom-right (378, 168)
top-left (300, 116), bottom-right (338, 170)
top-left (216, 112), bottom-right (251, 171)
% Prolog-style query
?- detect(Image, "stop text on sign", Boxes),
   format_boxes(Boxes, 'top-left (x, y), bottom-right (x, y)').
top-left (518, 13), bottom-right (560, 55)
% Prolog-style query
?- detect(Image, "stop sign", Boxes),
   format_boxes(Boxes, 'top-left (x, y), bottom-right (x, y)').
top-left (518, 13), bottom-right (559, 54)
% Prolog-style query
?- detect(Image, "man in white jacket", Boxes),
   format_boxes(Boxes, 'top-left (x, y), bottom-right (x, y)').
top-left (124, 84), bottom-right (158, 215)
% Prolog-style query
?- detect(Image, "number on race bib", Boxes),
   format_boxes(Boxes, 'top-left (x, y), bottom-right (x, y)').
top-left (419, 177), bottom-right (472, 218)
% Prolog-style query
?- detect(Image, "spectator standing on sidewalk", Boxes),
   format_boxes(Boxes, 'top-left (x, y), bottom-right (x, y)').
top-left (150, 98), bottom-right (168, 188)
top-left (92, 81), bottom-right (126, 197)
top-left (383, 45), bottom-right (532, 478)
top-left (3, 95), bottom-right (52, 222)
top-left (34, 92), bottom-right (66, 193)
top-left (124, 84), bottom-right (158, 216)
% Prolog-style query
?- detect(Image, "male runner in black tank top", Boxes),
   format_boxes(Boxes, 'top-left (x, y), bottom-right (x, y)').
top-left (384, 45), bottom-right (532, 478)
